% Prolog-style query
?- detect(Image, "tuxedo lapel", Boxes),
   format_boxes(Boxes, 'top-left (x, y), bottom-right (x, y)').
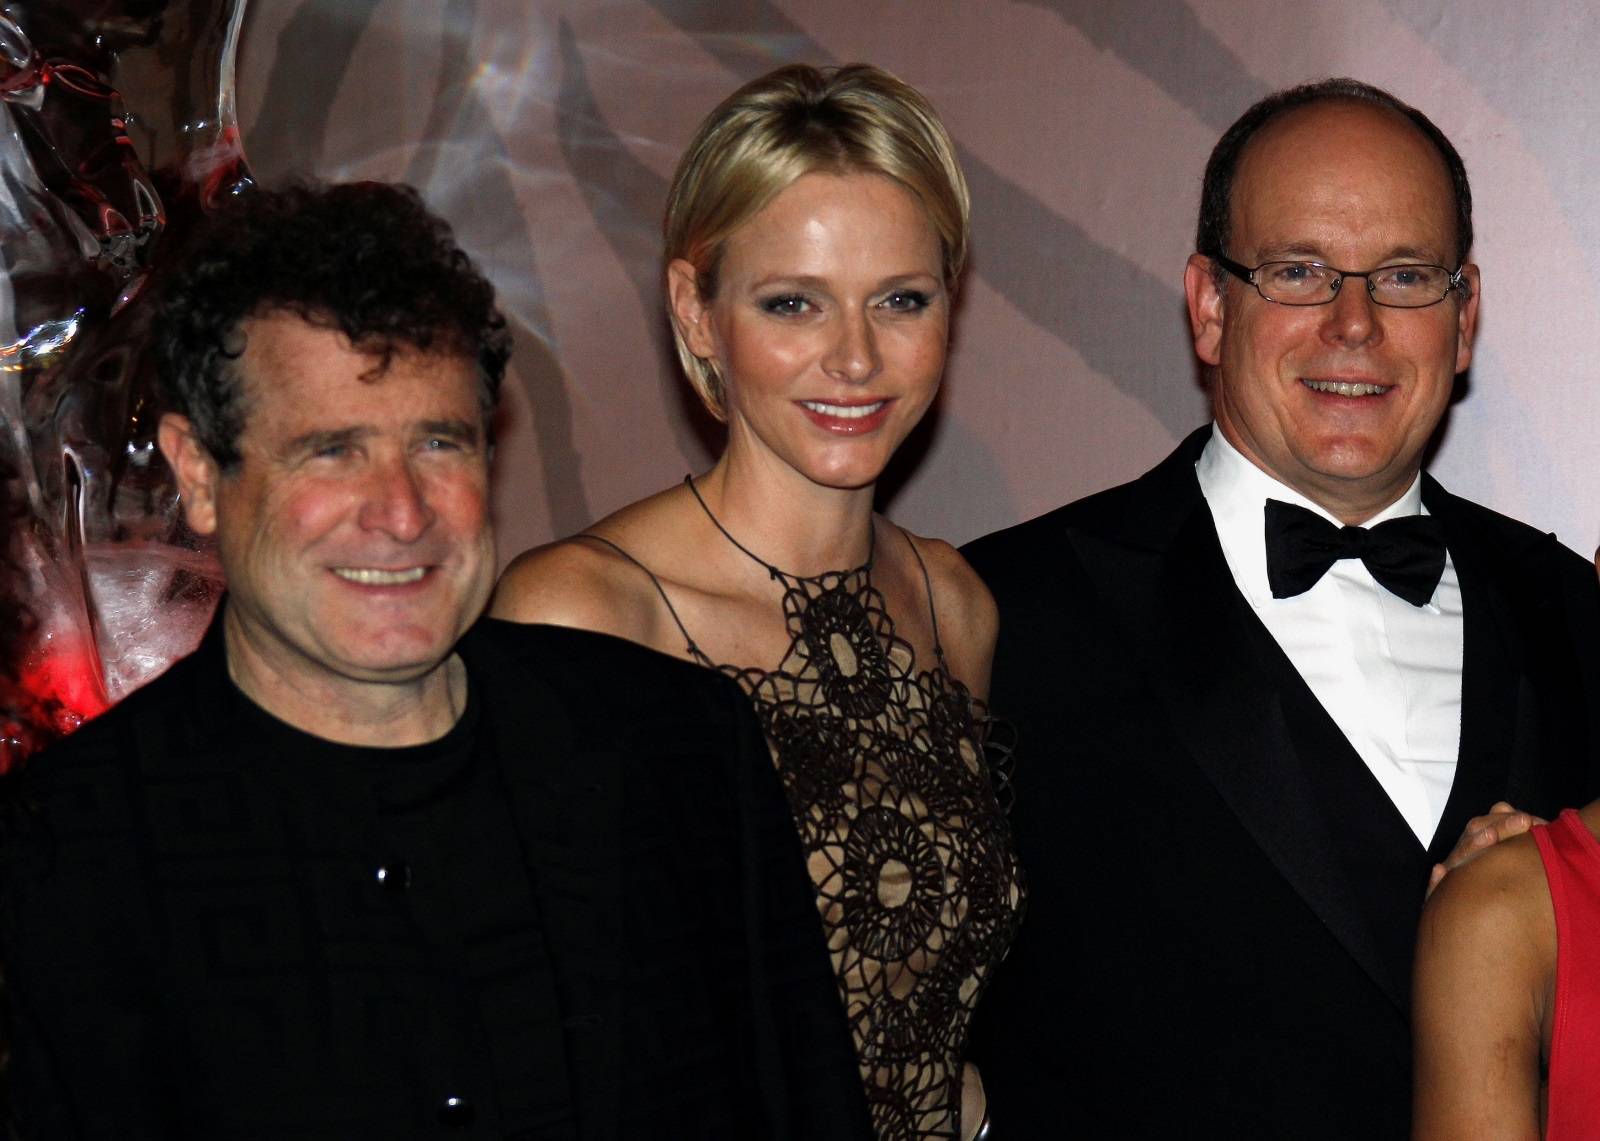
top-left (1423, 481), bottom-right (1523, 863)
top-left (1421, 479), bottom-right (1590, 848)
top-left (1069, 432), bottom-right (1404, 1012)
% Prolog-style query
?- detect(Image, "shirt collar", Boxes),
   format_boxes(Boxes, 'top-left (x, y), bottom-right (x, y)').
top-left (1194, 423), bottom-right (1426, 607)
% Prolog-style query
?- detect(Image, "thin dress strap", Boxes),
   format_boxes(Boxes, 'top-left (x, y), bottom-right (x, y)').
top-left (897, 527), bottom-right (949, 669)
top-left (895, 528), bottom-right (1017, 814)
top-left (574, 532), bottom-right (706, 663)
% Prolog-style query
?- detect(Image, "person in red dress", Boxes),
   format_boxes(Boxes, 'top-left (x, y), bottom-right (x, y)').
top-left (1415, 786), bottom-right (1600, 1137)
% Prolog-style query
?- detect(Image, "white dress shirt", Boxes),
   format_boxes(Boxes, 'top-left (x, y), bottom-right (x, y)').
top-left (1195, 426), bottom-right (1463, 846)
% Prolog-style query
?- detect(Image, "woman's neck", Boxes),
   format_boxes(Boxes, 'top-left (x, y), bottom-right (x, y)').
top-left (696, 451), bottom-right (877, 576)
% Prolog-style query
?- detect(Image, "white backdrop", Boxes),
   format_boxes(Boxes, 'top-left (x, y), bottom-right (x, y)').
top-left (235, 0), bottom-right (1600, 566)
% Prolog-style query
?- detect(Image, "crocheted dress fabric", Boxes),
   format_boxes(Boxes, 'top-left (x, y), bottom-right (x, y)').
top-left (675, 515), bottom-right (1026, 1140)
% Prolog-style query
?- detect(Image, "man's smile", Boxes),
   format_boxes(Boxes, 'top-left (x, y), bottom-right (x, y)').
top-left (331, 566), bottom-right (431, 585)
top-left (1300, 378), bottom-right (1391, 397)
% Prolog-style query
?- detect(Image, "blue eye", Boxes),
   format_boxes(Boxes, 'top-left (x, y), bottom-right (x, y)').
top-left (761, 294), bottom-right (811, 316)
top-left (1266, 262), bottom-right (1314, 284)
top-left (881, 290), bottom-right (931, 312)
top-left (1381, 266), bottom-right (1439, 289)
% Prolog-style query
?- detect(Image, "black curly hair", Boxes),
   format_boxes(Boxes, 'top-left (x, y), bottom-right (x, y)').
top-left (1196, 78), bottom-right (1473, 274)
top-left (151, 180), bottom-right (511, 470)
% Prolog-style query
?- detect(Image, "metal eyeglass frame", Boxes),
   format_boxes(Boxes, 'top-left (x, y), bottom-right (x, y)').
top-left (1211, 253), bottom-right (1465, 308)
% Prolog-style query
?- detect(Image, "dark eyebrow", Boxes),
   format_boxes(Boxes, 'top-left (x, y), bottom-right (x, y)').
top-left (750, 274), bottom-right (830, 292)
top-left (1379, 245), bottom-right (1447, 264)
top-left (283, 427), bottom-right (368, 458)
top-left (1254, 242), bottom-right (1327, 262)
top-left (1255, 242), bottom-right (1446, 265)
top-left (880, 273), bottom-right (942, 289)
top-left (419, 418), bottom-right (481, 442)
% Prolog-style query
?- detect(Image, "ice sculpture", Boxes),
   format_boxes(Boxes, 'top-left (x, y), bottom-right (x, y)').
top-left (0, 1), bottom-right (252, 769)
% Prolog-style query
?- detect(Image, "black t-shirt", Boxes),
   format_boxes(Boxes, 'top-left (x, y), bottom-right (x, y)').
top-left (3, 672), bottom-right (577, 1138)
top-left (0, 620), bottom-right (877, 1141)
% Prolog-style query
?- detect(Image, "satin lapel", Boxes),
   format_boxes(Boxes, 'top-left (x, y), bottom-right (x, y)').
top-left (1425, 486), bottom-right (1523, 863)
top-left (1069, 450), bottom-right (1403, 1012)
top-left (460, 624), bottom-right (604, 1137)
top-left (1423, 481), bottom-right (1541, 860)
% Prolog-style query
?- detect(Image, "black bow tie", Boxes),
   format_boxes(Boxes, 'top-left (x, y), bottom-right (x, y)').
top-left (1263, 499), bottom-right (1446, 607)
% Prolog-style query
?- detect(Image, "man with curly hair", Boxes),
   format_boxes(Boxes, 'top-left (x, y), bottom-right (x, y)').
top-left (0, 181), bottom-right (869, 1139)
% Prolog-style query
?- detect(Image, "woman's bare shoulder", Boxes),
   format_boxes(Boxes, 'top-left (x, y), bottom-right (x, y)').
top-left (894, 527), bottom-right (998, 695)
top-left (489, 537), bottom-right (649, 637)
top-left (491, 493), bottom-right (690, 645)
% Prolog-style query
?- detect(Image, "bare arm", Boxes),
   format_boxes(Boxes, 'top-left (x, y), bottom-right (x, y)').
top-left (1412, 836), bottom-right (1551, 1140)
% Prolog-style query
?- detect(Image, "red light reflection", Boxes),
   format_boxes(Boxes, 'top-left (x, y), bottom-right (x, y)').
top-left (0, 644), bottom-right (109, 774)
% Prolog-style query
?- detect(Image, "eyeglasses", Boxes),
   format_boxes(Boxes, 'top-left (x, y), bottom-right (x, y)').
top-left (1212, 254), bottom-right (1464, 308)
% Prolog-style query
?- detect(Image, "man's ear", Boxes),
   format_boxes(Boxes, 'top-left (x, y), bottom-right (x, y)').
top-left (666, 258), bottom-right (717, 361)
top-left (1453, 263), bottom-right (1481, 375)
top-left (1184, 253), bottom-right (1226, 367)
top-left (157, 413), bottom-right (221, 537)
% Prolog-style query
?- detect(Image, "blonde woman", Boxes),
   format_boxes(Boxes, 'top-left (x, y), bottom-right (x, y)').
top-left (494, 65), bottom-right (1024, 1140)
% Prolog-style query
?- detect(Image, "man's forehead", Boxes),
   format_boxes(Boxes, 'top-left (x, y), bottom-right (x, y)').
top-left (232, 316), bottom-right (483, 439)
top-left (1229, 100), bottom-right (1458, 254)
top-left (239, 311), bottom-right (468, 370)
top-left (1243, 99), bottom-right (1429, 160)
top-left (237, 314), bottom-right (476, 388)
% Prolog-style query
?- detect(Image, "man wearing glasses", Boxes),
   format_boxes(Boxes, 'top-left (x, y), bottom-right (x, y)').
top-left (964, 79), bottom-right (1600, 1136)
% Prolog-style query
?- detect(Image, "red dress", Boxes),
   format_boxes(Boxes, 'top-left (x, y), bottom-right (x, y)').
top-left (1533, 808), bottom-right (1600, 1139)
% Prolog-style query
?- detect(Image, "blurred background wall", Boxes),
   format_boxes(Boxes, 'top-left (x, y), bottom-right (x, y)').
top-left (233, 0), bottom-right (1600, 567)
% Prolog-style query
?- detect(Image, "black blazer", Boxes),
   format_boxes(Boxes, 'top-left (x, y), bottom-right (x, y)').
top-left (962, 428), bottom-right (1600, 1138)
top-left (0, 618), bottom-right (870, 1140)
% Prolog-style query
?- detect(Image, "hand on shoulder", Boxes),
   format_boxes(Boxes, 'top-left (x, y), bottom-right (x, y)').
top-left (1426, 801), bottom-right (1545, 899)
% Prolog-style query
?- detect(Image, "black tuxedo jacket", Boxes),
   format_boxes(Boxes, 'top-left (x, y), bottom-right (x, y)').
top-left (962, 428), bottom-right (1600, 1138)
top-left (0, 618), bottom-right (870, 1140)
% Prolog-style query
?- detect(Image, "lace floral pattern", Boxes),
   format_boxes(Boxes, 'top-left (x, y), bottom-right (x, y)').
top-left (702, 560), bottom-right (1026, 1140)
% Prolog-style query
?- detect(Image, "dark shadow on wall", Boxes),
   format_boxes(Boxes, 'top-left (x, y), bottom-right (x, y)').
top-left (554, 19), bottom-right (722, 466)
top-left (961, 159), bottom-right (1204, 438)
top-left (246, 0), bottom-right (384, 176)
top-left (406, 0), bottom-right (592, 535)
top-left (638, 0), bottom-right (821, 74)
top-left (1021, 0), bottom-right (1270, 133)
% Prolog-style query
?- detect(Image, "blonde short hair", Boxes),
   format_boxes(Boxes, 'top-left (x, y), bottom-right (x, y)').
top-left (664, 63), bottom-right (970, 420)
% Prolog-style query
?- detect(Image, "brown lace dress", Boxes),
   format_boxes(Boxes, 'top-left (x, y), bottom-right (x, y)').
top-left (583, 488), bottom-right (1026, 1140)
